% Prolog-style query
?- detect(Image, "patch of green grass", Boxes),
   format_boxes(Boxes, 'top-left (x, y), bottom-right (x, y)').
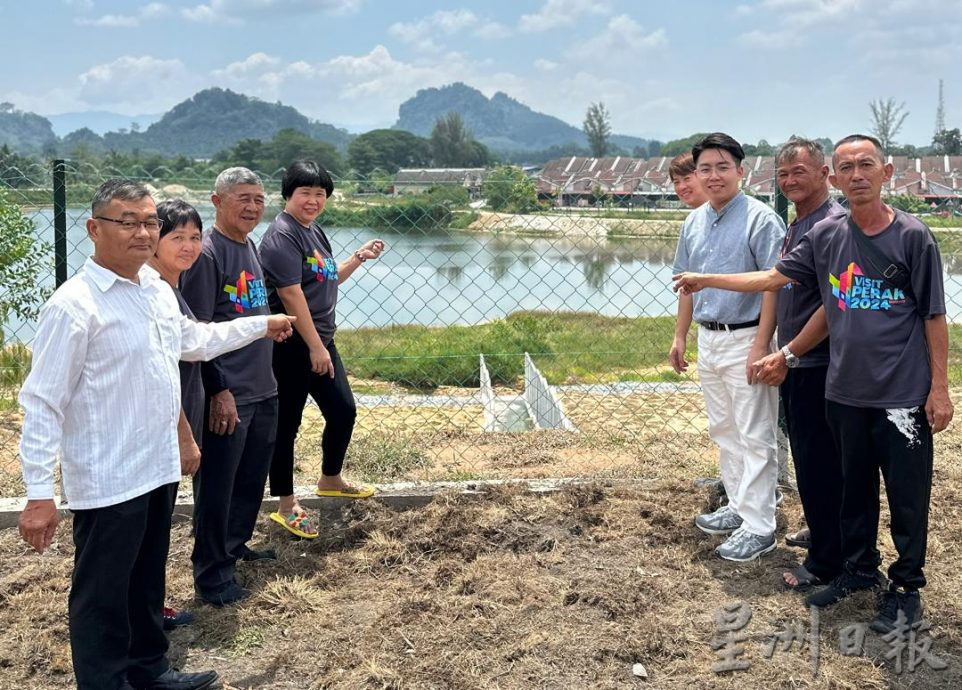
top-left (448, 210), bottom-right (479, 230)
top-left (339, 311), bottom-right (678, 389)
top-left (0, 343), bottom-right (31, 389)
top-left (227, 626), bottom-right (266, 656)
top-left (442, 470), bottom-right (483, 481)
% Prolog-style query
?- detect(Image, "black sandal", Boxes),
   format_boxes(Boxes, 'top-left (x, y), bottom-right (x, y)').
top-left (782, 564), bottom-right (824, 592)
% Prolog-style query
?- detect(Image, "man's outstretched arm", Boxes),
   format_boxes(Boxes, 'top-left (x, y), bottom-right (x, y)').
top-left (672, 267), bottom-right (791, 295)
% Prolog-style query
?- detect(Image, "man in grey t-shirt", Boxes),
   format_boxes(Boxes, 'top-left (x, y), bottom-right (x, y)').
top-left (673, 134), bottom-right (953, 634)
top-left (180, 167), bottom-right (279, 607)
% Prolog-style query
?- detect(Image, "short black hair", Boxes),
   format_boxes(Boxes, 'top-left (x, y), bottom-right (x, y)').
top-left (834, 134), bottom-right (885, 163)
top-left (281, 160), bottom-right (334, 199)
top-left (91, 179), bottom-right (152, 216)
top-left (692, 132), bottom-right (745, 167)
top-left (156, 199), bottom-right (202, 238)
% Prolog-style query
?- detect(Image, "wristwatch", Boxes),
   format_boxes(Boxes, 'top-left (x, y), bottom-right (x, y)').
top-left (781, 345), bottom-right (800, 368)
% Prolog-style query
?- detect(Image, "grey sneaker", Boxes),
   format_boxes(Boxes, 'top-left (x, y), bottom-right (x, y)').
top-left (692, 477), bottom-right (725, 493)
top-left (716, 527), bottom-right (776, 562)
top-left (695, 505), bottom-right (743, 536)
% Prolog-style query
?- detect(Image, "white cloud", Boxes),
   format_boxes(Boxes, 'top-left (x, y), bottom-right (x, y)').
top-left (183, 0), bottom-right (361, 24)
top-left (474, 21), bottom-right (511, 40)
top-left (389, 10), bottom-right (510, 52)
top-left (534, 59), bottom-right (558, 71)
top-left (519, 0), bottom-right (612, 33)
top-left (737, 28), bottom-right (793, 49)
top-left (76, 3), bottom-right (169, 27)
top-left (202, 46), bottom-right (478, 128)
top-left (571, 16), bottom-right (667, 59)
top-left (740, 0), bottom-right (862, 27)
top-left (77, 55), bottom-right (196, 111)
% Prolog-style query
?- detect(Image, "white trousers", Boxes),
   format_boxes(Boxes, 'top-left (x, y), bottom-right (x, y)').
top-left (697, 326), bottom-right (778, 535)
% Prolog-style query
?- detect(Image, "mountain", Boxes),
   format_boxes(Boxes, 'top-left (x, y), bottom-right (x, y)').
top-left (0, 89), bottom-right (354, 159)
top-left (394, 82), bottom-right (649, 154)
top-left (93, 88), bottom-right (354, 158)
top-left (46, 111), bottom-right (163, 137)
top-left (0, 106), bottom-right (58, 156)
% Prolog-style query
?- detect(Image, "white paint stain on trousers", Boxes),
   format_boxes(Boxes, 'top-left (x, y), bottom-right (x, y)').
top-left (886, 407), bottom-right (920, 447)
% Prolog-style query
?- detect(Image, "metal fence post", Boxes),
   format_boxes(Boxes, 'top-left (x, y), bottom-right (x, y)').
top-left (774, 184), bottom-right (789, 226)
top-left (52, 159), bottom-right (67, 287)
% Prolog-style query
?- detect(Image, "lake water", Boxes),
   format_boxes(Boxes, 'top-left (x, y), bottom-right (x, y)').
top-left (4, 207), bottom-right (680, 342)
top-left (8, 206), bottom-right (962, 343)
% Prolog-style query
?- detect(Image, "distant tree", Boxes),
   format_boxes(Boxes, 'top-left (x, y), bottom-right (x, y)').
top-left (815, 137), bottom-right (834, 152)
top-left (430, 112), bottom-right (491, 167)
top-left (869, 98), bottom-right (909, 153)
top-left (647, 140), bottom-right (664, 158)
top-left (269, 128), bottom-right (344, 174)
top-left (659, 133), bottom-right (710, 157)
top-left (130, 121), bottom-right (141, 133)
top-left (583, 102), bottom-right (611, 157)
top-left (0, 102), bottom-right (14, 113)
top-left (886, 193), bottom-right (928, 214)
top-left (482, 165), bottom-right (538, 212)
top-left (933, 127), bottom-right (962, 155)
top-left (348, 129), bottom-right (431, 174)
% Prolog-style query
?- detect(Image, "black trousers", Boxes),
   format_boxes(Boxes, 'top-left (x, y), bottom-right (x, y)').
top-left (192, 397), bottom-right (277, 594)
top-left (269, 336), bottom-right (357, 497)
top-left (780, 366), bottom-right (843, 581)
top-left (825, 401), bottom-right (933, 590)
top-left (70, 483), bottom-right (176, 690)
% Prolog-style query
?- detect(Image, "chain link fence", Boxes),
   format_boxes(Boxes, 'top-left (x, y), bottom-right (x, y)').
top-left (2, 159), bottom-right (961, 495)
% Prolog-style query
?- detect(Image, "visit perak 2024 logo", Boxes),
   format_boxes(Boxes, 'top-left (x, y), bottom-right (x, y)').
top-left (829, 262), bottom-right (905, 311)
top-left (223, 271), bottom-right (268, 313)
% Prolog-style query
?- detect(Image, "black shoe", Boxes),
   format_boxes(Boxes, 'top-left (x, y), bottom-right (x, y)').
top-left (131, 668), bottom-right (218, 690)
top-left (238, 546), bottom-right (276, 562)
top-left (871, 587), bottom-right (924, 633)
top-left (196, 581), bottom-right (250, 608)
top-left (805, 570), bottom-right (882, 608)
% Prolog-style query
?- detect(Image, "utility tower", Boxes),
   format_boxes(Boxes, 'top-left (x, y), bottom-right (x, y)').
top-left (935, 78), bottom-right (945, 135)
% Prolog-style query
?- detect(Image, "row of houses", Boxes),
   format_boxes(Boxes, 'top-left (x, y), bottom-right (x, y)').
top-left (393, 155), bottom-right (962, 207)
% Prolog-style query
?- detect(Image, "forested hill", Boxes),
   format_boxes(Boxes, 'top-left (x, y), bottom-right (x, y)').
top-left (120, 88), bottom-right (352, 157)
top-left (394, 82), bottom-right (649, 154)
top-left (0, 89), bottom-right (352, 159)
top-left (0, 106), bottom-right (58, 156)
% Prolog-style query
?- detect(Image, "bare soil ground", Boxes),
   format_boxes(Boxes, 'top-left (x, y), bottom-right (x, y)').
top-left (2, 389), bottom-right (962, 688)
top-left (2, 476), bottom-right (962, 690)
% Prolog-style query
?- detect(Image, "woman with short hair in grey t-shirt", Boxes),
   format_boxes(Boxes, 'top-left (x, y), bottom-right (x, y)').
top-left (259, 160), bottom-right (385, 538)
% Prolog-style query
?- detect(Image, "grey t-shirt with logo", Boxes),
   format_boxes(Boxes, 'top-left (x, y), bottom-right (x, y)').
top-left (259, 211), bottom-right (339, 345)
top-left (776, 210), bottom-right (945, 408)
top-left (179, 228), bottom-right (277, 405)
top-left (775, 198), bottom-right (846, 367)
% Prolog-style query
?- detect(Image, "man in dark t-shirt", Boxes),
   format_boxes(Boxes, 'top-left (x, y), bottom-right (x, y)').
top-left (673, 134), bottom-right (953, 634)
top-left (180, 167), bottom-right (279, 607)
top-left (756, 138), bottom-right (846, 591)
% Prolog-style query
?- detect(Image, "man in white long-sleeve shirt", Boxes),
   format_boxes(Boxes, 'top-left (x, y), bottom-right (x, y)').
top-left (17, 180), bottom-right (294, 690)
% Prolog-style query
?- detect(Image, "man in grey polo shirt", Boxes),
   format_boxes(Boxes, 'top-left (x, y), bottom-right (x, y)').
top-left (671, 132), bottom-right (786, 562)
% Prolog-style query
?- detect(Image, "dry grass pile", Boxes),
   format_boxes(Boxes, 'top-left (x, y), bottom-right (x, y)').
top-left (2, 475), bottom-right (961, 689)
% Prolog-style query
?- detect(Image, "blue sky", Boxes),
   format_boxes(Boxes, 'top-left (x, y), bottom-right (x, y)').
top-left (6, 0), bottom-right (962, 146)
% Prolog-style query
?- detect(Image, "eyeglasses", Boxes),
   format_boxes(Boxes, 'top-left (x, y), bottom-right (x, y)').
top-left (94, 216), bottom-right (164, 232)
top-left (696, 164), bottom-right (736, 178)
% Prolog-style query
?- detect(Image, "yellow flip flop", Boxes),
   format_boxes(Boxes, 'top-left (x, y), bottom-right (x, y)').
top-left (269, 509), bottom-right (319, 539)
top-left (314, 484), bottom-right (375, 499)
